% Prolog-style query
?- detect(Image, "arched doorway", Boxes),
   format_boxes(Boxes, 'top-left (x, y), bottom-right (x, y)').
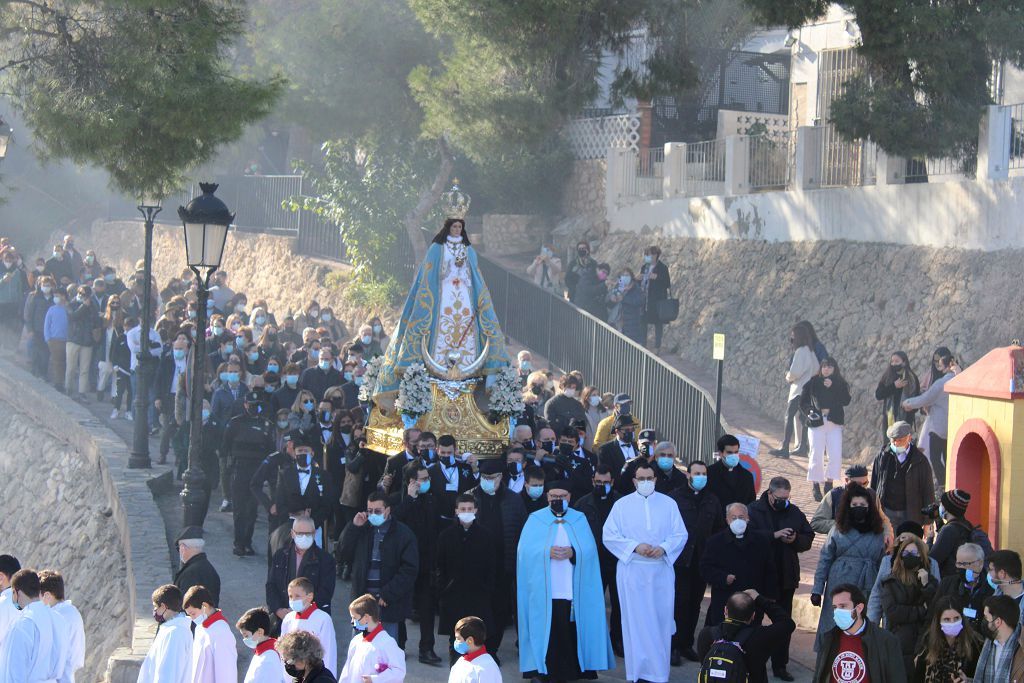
top-left (949, 419), bottom-right (1001, 543)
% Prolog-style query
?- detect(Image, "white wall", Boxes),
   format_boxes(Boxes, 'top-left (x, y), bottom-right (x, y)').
top-left (607, 175), bottom-right (1024, 251)
top-left (786, 5), bottom-right (859, 125)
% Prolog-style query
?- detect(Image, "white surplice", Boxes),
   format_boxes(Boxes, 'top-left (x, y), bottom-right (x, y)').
top-left (243, 640), bottom-right (290, 683)
top-left (0, 599), bottom-right (68, 683)
top-left (281, 606), bottom-right (338, 675)
top-left (603, 491), bottom-right (688, 683)
top-left (338, 626), bottom-right (406, 683)
top-left (136, 614), bottom-right (192, 683)
top-left (52, 601), bottom-right (85, 683)
top-left (448, 651), bottom-right (503, 683)
top-left (191, 613), bottom-right (238, 683)
top-left (0, 588), bottom-right (19, 654)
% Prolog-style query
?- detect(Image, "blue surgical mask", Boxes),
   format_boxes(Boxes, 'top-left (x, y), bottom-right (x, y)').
top-left (223, 343), bottom-right (234, 354)
top-left (285, 375), bottom-right (298, 388)
top-left (988, 573), bottom-right (1000, 590)
top-left (344, 371), bottom-right (353, 382)
top-left (277, 420), bottom-right (289, 430)
top-left (481, 478), bottom-right (497, 494)
top-left (303, 400), bottom-right (315, 411)
top-left (454, 640), bottom-right (470, 655)
top-left (691, 474), bottom-right (708, 491)
top-left (267, 364), bottom-right (279, 374)
top-left (247, 352), bottom-right (259, 363)
top-left (218, 371), bottom-right (229, 382)
top-left (965, 569), bottom-right (977, 583)
top-left (643, 254), bottom-right (653, 264)
top-left (172, 349), bottom-right (186, 360)
top-left (833, 608), bottom-right (856, 631)
top-left (236, 336), bottom-right (245, 347)
top-left (318, 360), bottom-right (331, 371)
top-left (226, 372), bottom-right (240, 384)
top-left (352, 617), bottom-right (368, 632)
top-left (419, 480), bottom-right (431, 494)
top-left (254, 316), bottom-right (266, 325)
top-left (368, 513), bottom-right (386, 527)
top-left (201, 409), bottom-right (210, 422)
top-left (724, 453), bottom-right (740, 468)
top-left (104, 273), bottom-right (115, 283)
top-left (657, 456), bottom-right (674, 471)
top-left (310, 349), bottom-right (320, 361)
top-left (527, 485), bottom-right (544, 500)
top-left (212, 326), bottom-right (224, 337)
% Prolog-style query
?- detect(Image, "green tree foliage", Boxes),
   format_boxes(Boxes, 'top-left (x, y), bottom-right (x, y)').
top-left (744, 0), bottom-right (1022, 158)
top-left (0, 0), bottom-right (284, 197)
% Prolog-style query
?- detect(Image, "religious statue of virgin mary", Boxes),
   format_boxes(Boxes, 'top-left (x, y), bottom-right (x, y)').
top-left (372, 184), bottom-right (510, 400)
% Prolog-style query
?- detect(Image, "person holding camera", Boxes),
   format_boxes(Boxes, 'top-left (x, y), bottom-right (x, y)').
top-left (929, 489), bottom-right (993, 579)
top-left (875, 351), bottom-right (921, 446)
top-left (526, 243), bottom-right (563, 295)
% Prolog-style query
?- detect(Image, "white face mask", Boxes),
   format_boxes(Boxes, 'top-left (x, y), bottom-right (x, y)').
top-left (192, 613), bottom-right (207, 627)
top-left (729, 519), bottom-right (748, 536)
top-left (636, 480), bottom-right (655, 497)
top-left (589, 396), bottom-right (601, 407)
top-left (288, 598), bottom-right (306, 613)
top-left (294, 533), bottom-right (314, 550)
top-left (457, 512), bottom-right (476, 524)
top-left (563, 388), bottom-right (577, 398)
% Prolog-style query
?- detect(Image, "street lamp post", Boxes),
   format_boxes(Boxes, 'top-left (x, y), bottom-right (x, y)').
top-left (179, 183), bottom-right (234, 528)
top-left (128, 196), bottom-right (162, 469)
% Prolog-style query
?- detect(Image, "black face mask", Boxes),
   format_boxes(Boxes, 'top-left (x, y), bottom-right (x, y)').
top-left (849, 507), bottom-right (869, 524)
top-left (550, 499), bottom-right (566, 516)
top-left (558, 443), bottom-right (575, 457)
top-left (508, 461), bottom-right (522, 477)
top-left (340, 424), bottom-right (353, 435)
top-left (620, 430), bottom-right (634, 444)
top-left (522, 439), bottom-right (536, 451)
top-left (284, 663), bottom-right (301, 678)
top-left (541, 440), bottom-right (556, 453)
top-left (772, 498), bottom-right (789, 512)
top-left (901, 555), bottom-right (922, 570)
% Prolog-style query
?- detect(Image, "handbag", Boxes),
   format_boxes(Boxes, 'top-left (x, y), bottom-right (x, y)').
top-left (656, 293), bottom-right (679, 324)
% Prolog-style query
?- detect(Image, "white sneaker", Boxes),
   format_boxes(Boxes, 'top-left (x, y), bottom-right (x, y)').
top-left (110, 409), bottom-right (119, 420)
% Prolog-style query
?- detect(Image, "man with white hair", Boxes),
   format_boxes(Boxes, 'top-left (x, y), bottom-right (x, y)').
top-left (603, 460), bottom-right (688, 683)
top-left (172, 527), bottom-right (221, 607)
top-left (614, 436), bottom-right (686, 494)
top-left (700, 503), bottom-right (778, 628)
top-left (931, 542), bottom-right (993, 632)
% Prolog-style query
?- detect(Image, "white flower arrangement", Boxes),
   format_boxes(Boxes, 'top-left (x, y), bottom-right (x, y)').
top-left (488, 365), bottom-right (525, 418)
top-left (359, 356), bottom-right (384, 403)
top-left (396, 362), bottom-right (433, 417)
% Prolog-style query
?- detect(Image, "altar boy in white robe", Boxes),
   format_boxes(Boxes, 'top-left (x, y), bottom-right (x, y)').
top-left (603, 461), bottom-right (687, 683)
top-left (280, 577), bottom-right (337, 676)
top-left (0, 568), bottom-right (69, 683)
top-left (40, 570), bottom-right (85, 683)
top-left (183, 585), bottom-right (237, 683)
top-left (137, 585), bottom-right (193, 683)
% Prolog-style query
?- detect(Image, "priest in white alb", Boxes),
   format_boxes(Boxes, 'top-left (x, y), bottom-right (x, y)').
top-left (0, 569), bottom-right (70, 683)
top-left (603, 459), bottom-right (687, 683)
top-left (137, 585), bottom-right (193, 683)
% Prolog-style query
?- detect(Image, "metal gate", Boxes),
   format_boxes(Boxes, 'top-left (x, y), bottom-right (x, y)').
top-left (817, 48), bottom-right (871, 187)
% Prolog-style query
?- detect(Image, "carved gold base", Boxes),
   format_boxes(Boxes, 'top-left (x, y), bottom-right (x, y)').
top-left (366, 382), bottom-right (510, 457)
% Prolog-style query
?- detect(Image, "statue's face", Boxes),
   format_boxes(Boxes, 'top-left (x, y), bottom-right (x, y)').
top-left (449, 221), bottom-right (464, 237)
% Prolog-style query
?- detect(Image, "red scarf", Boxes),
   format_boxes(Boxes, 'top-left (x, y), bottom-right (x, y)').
top-left (296, 602), bottom-right (318, 620)
top-left (463, 645), bottom-right (489, 663)
top-left (363, 623), bottom-right (384, 642)
top-left (201, 610), bottom-right (227, 629)
top-left (255, 638), bottom-right (277, 656)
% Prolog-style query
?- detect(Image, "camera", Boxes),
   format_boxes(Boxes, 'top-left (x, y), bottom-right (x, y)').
top-left (921, 502), bottom-right (941, 521)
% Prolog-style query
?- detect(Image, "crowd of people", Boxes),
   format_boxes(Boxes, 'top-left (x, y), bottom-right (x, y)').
top-left (3, 233), bottom-right (1024, 683)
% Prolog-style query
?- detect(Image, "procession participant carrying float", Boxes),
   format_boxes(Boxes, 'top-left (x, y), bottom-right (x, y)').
top-left (363, 182), bottom-right (521, 457)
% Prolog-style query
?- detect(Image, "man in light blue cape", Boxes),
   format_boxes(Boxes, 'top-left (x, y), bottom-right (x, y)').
top-left (517, 480), bottom-right (615, 681)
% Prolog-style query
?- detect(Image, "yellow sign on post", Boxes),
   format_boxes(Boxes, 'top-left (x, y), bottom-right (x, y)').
top-left (712, 333), bottom-right (726, 360)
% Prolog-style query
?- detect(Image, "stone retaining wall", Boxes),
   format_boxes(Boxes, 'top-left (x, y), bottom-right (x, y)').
top-left (482, 214), bottom-right (549, 254)
top-left (0, 355), bottom-right (169, 683)
top-left (83, 221), bottom-right (400, 333)
top-left (561, 159), bottom-right (609, 240)
top-left (595, 234), bottom-right (1018, 460)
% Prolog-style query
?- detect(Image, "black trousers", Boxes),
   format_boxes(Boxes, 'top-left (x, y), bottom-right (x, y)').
top-left (600, 557), bottom-right (622, 646)
top-left (766, 586), bottom-right (796, 671)
top-left (781, 396), bottom-right (807, 451)
top-left (531, 599), bottom-right (596, 682)
top-left (30, 332), bottom-right (49, 377)
top-left (232, 458), bottom-right (260, 548)
top-left (673, 562), bottom-right (706, 651)
top-left (929, 432), bottom-right (948, 491)
top-left (159, 404), bottom-right (179, 458)
top-left (414, 572), bottom-right (435, 651)
top-left (487, 570), bottom-right (514, 653)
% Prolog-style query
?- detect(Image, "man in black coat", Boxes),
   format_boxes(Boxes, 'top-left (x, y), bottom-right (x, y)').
top-left (696, 590), bottom-right (796, 683)
top-left (155, 338), bottom-right (189, 465)
top-left (433, 435), bottom-right (478, 522)
top-left (391, 461), bottom-right (444, 665)
top-left (573, 464), bottom-right (623, 653)
top-left (381, 428), bottom-right (421, 494)
top-left (435, 494), bottom-right (495, 663)
top-left (669, 460), bottom-right (725, 663)
top-left (266, 516), bottom-right (336, 632)
top-left (250, 430), bottom-right (298, 538)
top-left (297, 346), bottom-right (342, 402)
top-left (221, 391), bottom-right (277, 556)
top-left (337, 490), bottom-right (419, 640)
top-left (173, 527), bottom-right (221, 607)
top-left (470, 459), bottom-right (527, 657)
top-left (707, 434), bottom-right (755, 507)
top-left (700, 503), bottom-right (777, 629)
top-left (598, 414), bottom-right (639, 477)
top-left (616, 433), bottom-right (687, 495)
top-left (747, 477), bottom-right (815, 681)
top-left (270, 435), bottom-right (334, 535)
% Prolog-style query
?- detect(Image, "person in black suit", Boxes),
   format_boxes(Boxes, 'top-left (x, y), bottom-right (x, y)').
top-left (297, 346), bottom-right (342, 402)
top-left (700, 503), bottom-right (778, 629)
top-left (392, 461), bottom-right (444, 665)
top-left (250, 430), bottom-right (297, 539)
top-left (521, 466), bottom-right (548, 514)
top-left (154, 338), bottom-right (190, 465)
top-left (696, 590), bottom-right (796, 683)
top-left (381, 428), bottom-right (421, 494)
top-left (707, 433), bottom-right (756, 507)
top-left (598, 414), bottom-right (639, 480)
top-left (272, 434), bottom-right (334, 536)
top-left (433, 435), bottom-right (477, 521)
top-left (266, 516), bottom-right (336, 633)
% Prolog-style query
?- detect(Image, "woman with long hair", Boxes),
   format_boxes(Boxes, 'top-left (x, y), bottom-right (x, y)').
top-left (770, 322), bottom-right (818, 458)
top-left (289, 390), bottom-right (318, 433)
top-left (912, 597), bottom-right (983, 682)
top-left (904, 346), bottom-right (959, 493)
top-left (800, 356), bottom-right (852, 501)
top-left (103, 296), bottom-right (133, 418)
top-left (367, 315), bottom-right (390, 351)
top-left (319, 306), bottom-right (346, 342)
top-left (881, 534), bottom-right (939, 674)
top-left (812, 484), bottom-right (887, 650)
top-left (875, 350), bottom-right (921, 445)
top-left (581, 385), bottom-right (608, 449)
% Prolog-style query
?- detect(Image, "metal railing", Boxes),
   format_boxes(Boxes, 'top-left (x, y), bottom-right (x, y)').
top-left (748, 132), bottom-right (794, 191)
top-left (1007, 103), bottom-right (1024, 171)
top-left (477, 253), bottom-right (720, 460)
top-left (620, 147), bottom-right (665, 200)
top-left (904, 154), bottom-right (977, 183)
top-left (683, 139), bottom-right (726, 197)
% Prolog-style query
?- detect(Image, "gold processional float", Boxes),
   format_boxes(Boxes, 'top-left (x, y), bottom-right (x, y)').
top-left (363, 180), bottom-right (515, 458)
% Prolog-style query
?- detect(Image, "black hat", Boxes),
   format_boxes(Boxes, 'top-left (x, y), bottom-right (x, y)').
top-left (245, 390), bottom-right (263, 404)
top-left (940, 489), bottom-right (971, 518)
top-left (477, 459), bottom-right (505, 475)
top-left (175, 526), bottom-right (204, 544)
top-left (282, 429), bottom-right (306, 447)
top-left (844, 464), bottom-right (869, 478)
top-left (613, 393), bottom-right (632, 405)
top-left (895, 521), bottom-right (925, 539)
top-left (638, 429), bottom-right (657, 443)
top-left (614, 414), bottom-right (637, 430)
top-left (545, 479), bottom-right (571, 493)
top-left (569, 418), bottom-right (588, 432)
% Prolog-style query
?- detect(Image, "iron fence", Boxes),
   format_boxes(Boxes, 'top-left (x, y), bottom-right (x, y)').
top-left (748, 132), bottom-right (794, 191)
top-left (904, 154), bottom-right (977, 183)
top-left (682, 139), bottom-right (726, 197)
top-left (619, 147), bottom-right (665, 200)
top-left (477, 254), bottom-right (720, 461)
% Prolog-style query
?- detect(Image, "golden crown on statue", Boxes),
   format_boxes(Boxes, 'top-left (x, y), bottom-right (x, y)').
top-left (442, 179), bottom-right (471, 220)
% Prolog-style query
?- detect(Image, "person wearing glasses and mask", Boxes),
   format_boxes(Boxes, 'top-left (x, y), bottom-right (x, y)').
top-left (870, 420), bottom-right (935, 529)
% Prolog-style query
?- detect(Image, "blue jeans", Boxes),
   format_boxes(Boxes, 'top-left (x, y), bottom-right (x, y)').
top-left (382, 622), bottom-right (399, 641)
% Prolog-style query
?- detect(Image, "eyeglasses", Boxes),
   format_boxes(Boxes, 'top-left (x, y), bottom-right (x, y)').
top-left (955, 560), bottom-right (982, 569)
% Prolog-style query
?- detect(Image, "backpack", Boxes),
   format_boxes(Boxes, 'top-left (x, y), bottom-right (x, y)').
top-left (698, 628), bottom-right (752, 683)
top-left (949, 518), bottom-right (995, 558)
